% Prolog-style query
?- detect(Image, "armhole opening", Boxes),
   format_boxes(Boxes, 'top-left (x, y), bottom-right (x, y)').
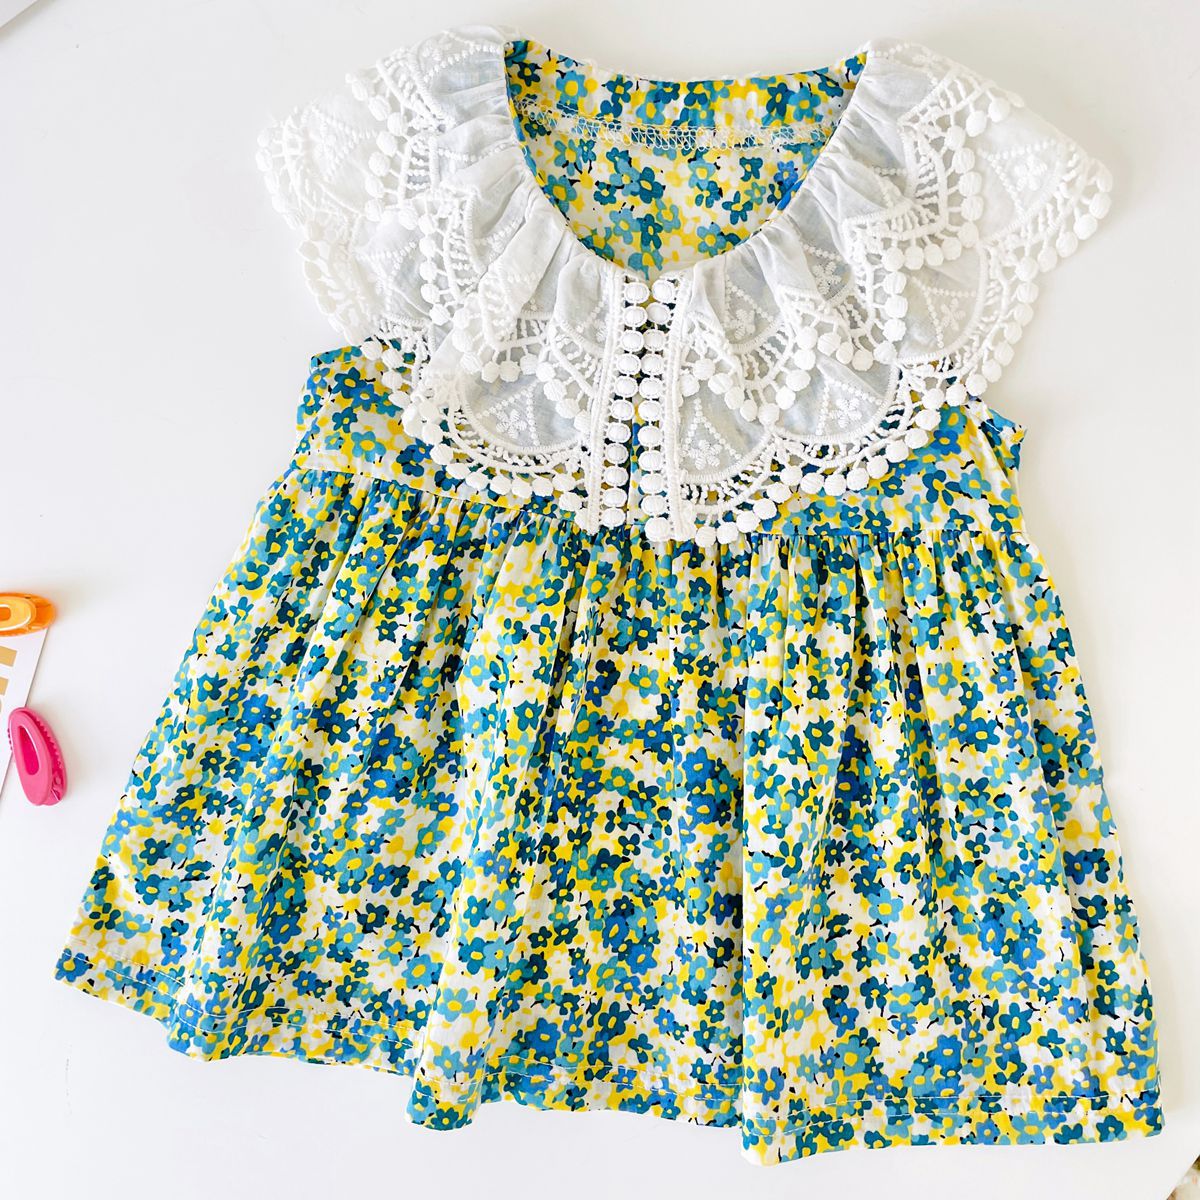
top-left (979, 401), bottom-right (1027, 482)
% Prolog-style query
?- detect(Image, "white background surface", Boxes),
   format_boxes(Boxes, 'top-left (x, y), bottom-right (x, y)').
top-left (2, 2), bottom-right (1198, 1197)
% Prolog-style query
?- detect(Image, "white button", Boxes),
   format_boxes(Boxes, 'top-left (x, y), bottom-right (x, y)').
top-left (622, 305), bottom-right (647, 327)
top-left (617, 352), bottom-right (641, 374)
top-left (638, 376), bottom-right (664, 399)
top-left (624, 280), bottom-right (650, 304)
top-left (651, 278), bottom-right (677, 302)
top-left (642, 328), bottom-right (667, 351)
top-left (601, 487), bottom-right (626, 508)
top-left (601, 507), bottom-right (626, 528)
top-left (614, 375), bottom-right (638, 397)
top-left (620, 329), bottom-right (645, 352)
top-left (637, 399), bottom-right (663, 422)
top-left (640, 352), bottom-right (665, 376)
top-left (603, 465), bottom-right (628, 485)
top-left (646, 301), bottom-right (671, 324)
top-left (606, 421), bottom-right (631, 443)
top-left (644, 516), bottom-right (671, 541)
top-left (610, 399), bottom-right (635, 421)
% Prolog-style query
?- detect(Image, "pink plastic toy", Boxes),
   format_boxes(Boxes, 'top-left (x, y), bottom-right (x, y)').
top-left (7, 707), bottom-right (67, 806)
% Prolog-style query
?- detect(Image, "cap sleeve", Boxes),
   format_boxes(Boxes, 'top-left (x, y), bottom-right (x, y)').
top-left (255, 46), bottom-right (439, 343)
top-left (857, 41), bottom-right (1115, 404)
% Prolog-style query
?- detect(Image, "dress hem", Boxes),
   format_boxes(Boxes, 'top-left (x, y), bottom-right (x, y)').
top-left (54, 940), bottom-right (1163, 1166)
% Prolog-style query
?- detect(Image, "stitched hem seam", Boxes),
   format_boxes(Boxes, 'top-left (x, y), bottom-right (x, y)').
top-left (56, 940), bottom-right (1161, 1145)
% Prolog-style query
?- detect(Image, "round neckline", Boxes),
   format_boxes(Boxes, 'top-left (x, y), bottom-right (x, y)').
top-left (489, 33), bottom-right (877, 286)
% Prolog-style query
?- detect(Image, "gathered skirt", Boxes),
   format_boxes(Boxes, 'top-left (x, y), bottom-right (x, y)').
top-left (55, 344), bottom-right (1162, 1165)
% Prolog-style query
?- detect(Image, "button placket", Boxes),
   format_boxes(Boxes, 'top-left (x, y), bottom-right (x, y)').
top-left (599, 274), bottom-right (679, 539)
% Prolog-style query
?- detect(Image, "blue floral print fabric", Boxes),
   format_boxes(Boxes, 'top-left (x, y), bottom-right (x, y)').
top-left (503, 39), bottom-right (864, 274)
top-left (55, 345), bottom-right (1161, 1163)
top-left (55, 29), bottom-right (1162, 1166)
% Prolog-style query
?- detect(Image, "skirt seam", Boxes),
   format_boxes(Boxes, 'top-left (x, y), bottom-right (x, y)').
top-left (293, 462), bottom-right (1027, 546)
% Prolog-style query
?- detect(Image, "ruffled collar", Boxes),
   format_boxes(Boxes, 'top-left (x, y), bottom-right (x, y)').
top-left (258, 24), bottom-right (1113, 543)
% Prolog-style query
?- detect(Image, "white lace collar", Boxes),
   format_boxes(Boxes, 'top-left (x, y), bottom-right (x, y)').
top-left (258, 23), bottom-right (1112, 543)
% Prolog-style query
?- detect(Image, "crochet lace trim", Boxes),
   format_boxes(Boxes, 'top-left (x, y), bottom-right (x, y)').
top-left (257, 26), bottom-right (1112, 543)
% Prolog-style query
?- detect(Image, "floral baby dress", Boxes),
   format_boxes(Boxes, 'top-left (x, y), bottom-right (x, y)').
top-left (55, 23), bottom-right (1162, 1165)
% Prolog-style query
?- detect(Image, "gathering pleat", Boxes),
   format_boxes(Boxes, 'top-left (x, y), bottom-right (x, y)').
top-left (986, 529), bottom-right (1161, 1121)
top-left (169, 480), bottom-right (472, 1047)
top-left (406, 512), bottom-right (596, 1126)
top-left (741, 535), bottom-right (860, 1157)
